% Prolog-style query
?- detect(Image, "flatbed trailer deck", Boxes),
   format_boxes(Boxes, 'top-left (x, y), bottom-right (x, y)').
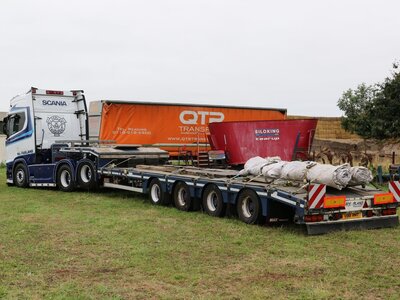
top-left (98, 164), bottom-right (400, 235)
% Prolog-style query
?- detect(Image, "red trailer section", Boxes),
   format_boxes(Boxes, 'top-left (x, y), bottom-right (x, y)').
top-left (209, 119), bottom-right (318, 165)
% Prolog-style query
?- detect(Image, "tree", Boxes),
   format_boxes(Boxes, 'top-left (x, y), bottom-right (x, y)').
top-left (338, 63), bottom-right (400, 139)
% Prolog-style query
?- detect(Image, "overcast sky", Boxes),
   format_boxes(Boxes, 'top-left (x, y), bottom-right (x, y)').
top-left (1, 0), bottom-right (399, 116)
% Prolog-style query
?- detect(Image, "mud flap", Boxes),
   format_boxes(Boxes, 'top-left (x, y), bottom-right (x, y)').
top-left (306, 216), bottom-right (399, 235)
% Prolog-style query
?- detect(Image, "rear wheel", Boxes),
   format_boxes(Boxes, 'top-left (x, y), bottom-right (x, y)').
top-left (173, 182), bottom-right (192, 211)
top-left (237, 189), bottom-right (262, 224)
top-left (13, 163), bottom-right (28, 188)
top-left (202, 184), bottom-right (226, 217)
top-left (77, 162), bottom-right (96, 189)
top-left (57, 165), bottom-right (76, 192)
top-left (149, 178), bottom-right (169, 205)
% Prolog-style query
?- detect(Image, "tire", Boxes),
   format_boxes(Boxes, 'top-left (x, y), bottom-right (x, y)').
top-left (202, 184), bottom-right (226, 217)
top-left (77, 161), bottom-right (96, 189)
top-left (13, 163), bottom-right (29, 188)
top-left (237, 189), bottom-right (262, 224)
top-left (173, 182), bottom-right (192, 211)
top-left (149, 178), bottom-right (168, 205)
top-left (57, 165), bottom-right (76, 192)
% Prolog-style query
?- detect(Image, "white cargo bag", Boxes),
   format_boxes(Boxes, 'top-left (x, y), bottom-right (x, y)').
top-left (280, 161), bottom-right (317, 181)
top-left (348, 166), bottom-right (373, 186)
top-left (306, 163), bottom-right (352, 190)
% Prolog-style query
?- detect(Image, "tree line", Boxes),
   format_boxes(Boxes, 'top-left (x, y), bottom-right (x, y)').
top-left (338, 63), bottom-right (400, 139)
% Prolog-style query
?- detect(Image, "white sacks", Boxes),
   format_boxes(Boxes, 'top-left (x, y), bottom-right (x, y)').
top-left (305, 163), bottom-right (352, 190)
top-left (239, 157), bottom-right (373, 190)
top-left (349, 166), bottom-right (373, 186)
top-left (262, 161), bottom-right (287, 179)
top-left (280, 161), bottom-right (317, 181)
top-left (238, 156), bottom-right (282, 176)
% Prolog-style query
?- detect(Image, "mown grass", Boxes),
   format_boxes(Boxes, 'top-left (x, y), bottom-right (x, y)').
top-left (0, 169), bottom-right (400, 299)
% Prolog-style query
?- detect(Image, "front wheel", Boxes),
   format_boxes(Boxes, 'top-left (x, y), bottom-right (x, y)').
top-left (237, 189), bottom-right (262, 224)
top-left (13, 163), bottom-right (29, 188)
top-left (57, 165), bottom-right (76, 192)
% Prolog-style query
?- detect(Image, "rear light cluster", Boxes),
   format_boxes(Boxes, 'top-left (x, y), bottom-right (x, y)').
top-left (304, 214), bottom-right (324, 222)
top-left (382, 208), bottom-right (397, 216)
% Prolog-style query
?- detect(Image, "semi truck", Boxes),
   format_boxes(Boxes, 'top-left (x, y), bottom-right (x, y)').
top-left (3, 88), bottom-right (399, 234)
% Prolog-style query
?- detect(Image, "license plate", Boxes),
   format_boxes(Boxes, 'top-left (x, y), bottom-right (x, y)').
top-left (342, 211), bottom-right (362, 220)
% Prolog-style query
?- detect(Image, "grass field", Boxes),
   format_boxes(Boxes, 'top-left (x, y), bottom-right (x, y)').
top-left (0, 169), bottom-right (400, 299)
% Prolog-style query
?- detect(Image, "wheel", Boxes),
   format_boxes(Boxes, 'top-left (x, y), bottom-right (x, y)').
top-left (202, 184), bottom-right (226, 217)
top-left (57, 164), bottom-right (76, 192)
top-left (237, 189), bottom-right (262, 224)
top-left (173, 182), bottom-right (192, 211)
top-left (77, 161), bottom-right (96, 189)
top-left (149, 178), bottom-right (169, 205)
top-left (13, 163), bottom-right (29, 188)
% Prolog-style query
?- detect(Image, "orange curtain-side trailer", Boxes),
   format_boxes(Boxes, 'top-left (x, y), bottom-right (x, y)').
top-left (89, 101), bottom-right (287, 154)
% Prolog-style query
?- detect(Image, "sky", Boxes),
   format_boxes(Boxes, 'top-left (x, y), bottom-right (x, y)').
top-left (0, 0), bottom-right (399, 116)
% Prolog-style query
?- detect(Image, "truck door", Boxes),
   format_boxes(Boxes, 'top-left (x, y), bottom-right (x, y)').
top-left (4, 107), bottom-right (35, 163)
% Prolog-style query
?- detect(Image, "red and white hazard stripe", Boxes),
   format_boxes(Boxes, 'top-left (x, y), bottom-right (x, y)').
top-left (308, 184), bottom-right (326, 209)
top-left (389, 181), bottom-right (400, 202)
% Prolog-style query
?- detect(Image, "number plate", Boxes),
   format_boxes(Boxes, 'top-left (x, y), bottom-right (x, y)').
top-left (342, 211), bottom-right (362, 220)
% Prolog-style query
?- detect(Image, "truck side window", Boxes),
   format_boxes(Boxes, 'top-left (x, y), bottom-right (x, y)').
top-left (7, 112), bottom-right (26, 137)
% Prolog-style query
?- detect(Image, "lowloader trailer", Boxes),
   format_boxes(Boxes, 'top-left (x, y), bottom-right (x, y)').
top-left (97, 164), bottom-right (400, 235)
top-left (3, 88), bottom-right (399, 234)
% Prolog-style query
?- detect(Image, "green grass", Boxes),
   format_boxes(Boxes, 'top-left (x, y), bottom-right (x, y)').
top-left (0, 169), bottom-right (400, 299)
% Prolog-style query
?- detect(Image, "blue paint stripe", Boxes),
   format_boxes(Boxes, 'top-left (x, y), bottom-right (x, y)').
top-left (5, 129), bottom-right (33, 145)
